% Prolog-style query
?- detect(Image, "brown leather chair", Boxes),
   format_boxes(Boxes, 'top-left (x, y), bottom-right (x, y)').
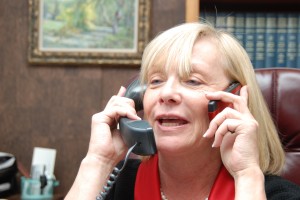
top-left (255, 67), bottom-right (300, 186)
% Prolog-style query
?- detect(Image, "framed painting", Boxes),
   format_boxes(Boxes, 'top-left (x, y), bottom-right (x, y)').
top-left (28, 0), bottom-right (151, 65)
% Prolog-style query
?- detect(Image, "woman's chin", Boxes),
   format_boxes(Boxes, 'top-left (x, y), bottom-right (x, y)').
top-left (156, 137), bottom-right (191, 154)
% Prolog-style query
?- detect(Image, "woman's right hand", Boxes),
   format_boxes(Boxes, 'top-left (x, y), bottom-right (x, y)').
top-left (87, 86), bottom-right (141, 168)
top-left (65, 86), bottom-right (141, 200)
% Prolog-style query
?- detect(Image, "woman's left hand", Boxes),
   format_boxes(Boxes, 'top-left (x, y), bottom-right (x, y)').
top-left (203, 85), bottom-right (260, 178)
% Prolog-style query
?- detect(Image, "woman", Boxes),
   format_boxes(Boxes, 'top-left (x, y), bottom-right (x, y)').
top-left (66, 22), bottom-right (300, 200)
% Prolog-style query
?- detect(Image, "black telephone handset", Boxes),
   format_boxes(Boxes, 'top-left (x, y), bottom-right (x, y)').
top-left (208, 82), bottom-right (241, 120)
top-left (119, 79), bottom-right (157, 156)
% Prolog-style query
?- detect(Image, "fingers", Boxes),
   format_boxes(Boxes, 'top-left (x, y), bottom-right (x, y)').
top-left (93, 100), bottom-right (140, 130)
top-left (88, 86), bottom-right (140, 159)
top-left (86, 84), bottom-right (147, 171)
top-left (94, 85), bottom-right (143, 126)
top-left (203, 85), bottom-right (255, 144)
top-left (239, 85), bottom-right (248, 100)
top-left (117, 86), bottom-right (126, 97)
top-left (205, 85), bottom-right (250, 114)
top-left (204, 107), bottom-right (242, 140)
top-left (210, 116), bottom-right (258, 148)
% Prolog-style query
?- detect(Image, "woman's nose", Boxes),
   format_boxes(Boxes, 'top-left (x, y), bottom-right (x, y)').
top-left (159, 80), bottom-right (181, 104)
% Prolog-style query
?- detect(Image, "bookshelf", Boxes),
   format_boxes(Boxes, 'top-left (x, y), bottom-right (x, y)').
top-left (185, 0), bottom-right (300, 68)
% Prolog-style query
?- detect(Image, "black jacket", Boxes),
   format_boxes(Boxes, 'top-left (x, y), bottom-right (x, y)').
top-left (104, 159), bottom-right (300, 200)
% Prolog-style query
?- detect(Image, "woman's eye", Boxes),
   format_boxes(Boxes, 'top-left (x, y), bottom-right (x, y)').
top-left (150, 79), bottom-right (162, 85)
top-left (185, 79), bottom-right (201, 86)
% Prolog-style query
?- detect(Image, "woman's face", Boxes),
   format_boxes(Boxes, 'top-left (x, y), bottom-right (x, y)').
top-left (143, 38), bottom-right (230, 154)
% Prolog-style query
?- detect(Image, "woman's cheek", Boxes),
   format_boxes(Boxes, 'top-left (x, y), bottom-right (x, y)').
top-left (142, 92), bottom-right (154, 123)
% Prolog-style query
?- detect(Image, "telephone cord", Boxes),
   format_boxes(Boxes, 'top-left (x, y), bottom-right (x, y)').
top-left (96, 143), bottom-right (138, 200)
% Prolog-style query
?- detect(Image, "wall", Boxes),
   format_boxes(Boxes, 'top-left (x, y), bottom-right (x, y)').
top-left (0, 0), bottom-right (185, 196)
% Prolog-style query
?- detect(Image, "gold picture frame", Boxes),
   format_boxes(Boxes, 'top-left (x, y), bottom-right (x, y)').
top-left (28, 0), bottom-right (151, 65)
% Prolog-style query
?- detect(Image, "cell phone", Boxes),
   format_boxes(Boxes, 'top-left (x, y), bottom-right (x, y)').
top-left (208, 82), bottom-right (241, 120)
top-left (119, 79), bottom-right (157, 156)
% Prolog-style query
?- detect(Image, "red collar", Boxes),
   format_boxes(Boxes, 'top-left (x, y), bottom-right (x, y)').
top-left (135, 154), bottom-right (235, 200)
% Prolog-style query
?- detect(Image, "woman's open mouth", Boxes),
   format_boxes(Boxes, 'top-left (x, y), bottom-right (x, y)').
top-left (158, 117), bottom-right (188, 127)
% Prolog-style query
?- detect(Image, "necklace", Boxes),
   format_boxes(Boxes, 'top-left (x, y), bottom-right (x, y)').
top-left (160, 188), bottom-right (208, 200)
top-left (160, 188), bottom-right (168, 200)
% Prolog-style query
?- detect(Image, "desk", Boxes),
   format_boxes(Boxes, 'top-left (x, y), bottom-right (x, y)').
top-left (5, 194), bottom-right (64, 200)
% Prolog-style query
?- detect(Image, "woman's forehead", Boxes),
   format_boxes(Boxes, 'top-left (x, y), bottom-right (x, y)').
top-left (149, 42), bottom-right (218, 72)
top-left (146, 61), bottom-right (191, 79)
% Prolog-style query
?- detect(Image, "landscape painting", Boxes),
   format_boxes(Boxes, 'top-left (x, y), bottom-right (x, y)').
top-left (28, 0), bottom-right (150, 65)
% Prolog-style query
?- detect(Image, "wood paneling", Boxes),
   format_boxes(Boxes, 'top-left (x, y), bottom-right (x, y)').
top-left (0, 0), bottom-right (185, 196)
top-left (201, 0), bottom-right (300, 3)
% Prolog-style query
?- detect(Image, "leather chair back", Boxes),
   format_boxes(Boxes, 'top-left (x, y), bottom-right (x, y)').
top-left (255, 68), bottom-right (300, 186)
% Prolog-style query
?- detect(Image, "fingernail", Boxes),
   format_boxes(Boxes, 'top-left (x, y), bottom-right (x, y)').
top-left (117, 86), bottom-right (126, 96)
top-left (211, 142), bottom-right (215, 148)
top-left (136, 116), bottom-right (142, 120)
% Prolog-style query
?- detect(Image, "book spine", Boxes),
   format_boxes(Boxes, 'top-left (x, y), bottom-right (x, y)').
top-left (234, 12), bottom-right (245, 46)
top-left (265, 13), bottom-right (277, 68)
top-left (216, 11), bottom-right (227, 30)
top-left (286, 13), bottom-right (298, 68)
top-left (254, 12), bottom-right (266, 68)
top-left (200, 10), bottom-right (216, 27)
top-left (200, 9), bottom-right (206, 22)
top-left (226, 14), bottom-right (235, 34)
top-left (275, 13), bottom-right (288, 67)
top-left (297, 13), bottom-right (300, 68)
top-left (244, 12), bottom-right (256, 66)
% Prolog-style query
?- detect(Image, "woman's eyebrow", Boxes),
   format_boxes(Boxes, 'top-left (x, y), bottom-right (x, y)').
top-left (190, 63), bottom-right (207, 75)
top-left (189, 63), bottom-right (215, 82)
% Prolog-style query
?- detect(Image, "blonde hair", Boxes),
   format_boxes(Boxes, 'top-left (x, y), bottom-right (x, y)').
top-left (140, 22), bottom-right (285, 175)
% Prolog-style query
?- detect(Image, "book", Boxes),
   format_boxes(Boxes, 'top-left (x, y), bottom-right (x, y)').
top-left (275, 13), bottom-right (288, 67)
top-left (244, 12), bottom-right (256, 65)
top-left (216, 11), bottom-right (227, 30)
top-left (286, 13), bottom-right (298, 68)
top-left (297, 13), bottom-right (300, 68)
top-left (234, 12), bottom-right (245, 46)
top-left (202, 11), bottom-right (216, 27)
top-left (265, 13), bottom-right (277, 68)
top-left (226, 13), bottom-right (235, 34)
top-left (254, 12), bottom-right (266, 68)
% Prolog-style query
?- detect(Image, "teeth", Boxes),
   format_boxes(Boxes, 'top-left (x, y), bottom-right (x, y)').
top-left (158, 116), bottom-right (187, 127)
top-left (161, 117), bottom-right (179, 120)
top-left (161, 122), bottom-right (181, 127)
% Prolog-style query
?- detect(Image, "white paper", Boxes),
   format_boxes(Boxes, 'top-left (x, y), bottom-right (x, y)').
top-left (31, 147), bottom-right (56, 179)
